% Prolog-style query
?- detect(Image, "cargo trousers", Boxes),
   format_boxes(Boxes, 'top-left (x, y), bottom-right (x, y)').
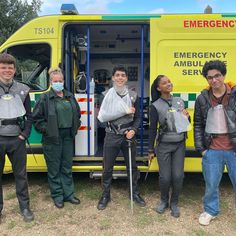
top-left (43, 128), bottom-right (75, 202)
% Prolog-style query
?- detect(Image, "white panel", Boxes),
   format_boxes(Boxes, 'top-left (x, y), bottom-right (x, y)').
top-left (75, 94), bottom-right (97, 156)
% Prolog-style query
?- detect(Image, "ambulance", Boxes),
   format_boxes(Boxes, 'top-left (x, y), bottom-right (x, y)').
top-left (1, 4), bottom-right (236, 174)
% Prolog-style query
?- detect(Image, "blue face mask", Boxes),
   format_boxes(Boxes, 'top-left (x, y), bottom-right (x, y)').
top-left (51, 82), bottom-right (64, 92)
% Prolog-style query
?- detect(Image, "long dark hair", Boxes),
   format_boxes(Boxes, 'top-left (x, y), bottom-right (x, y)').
top-left (151, 75), bottom-right (165, 103)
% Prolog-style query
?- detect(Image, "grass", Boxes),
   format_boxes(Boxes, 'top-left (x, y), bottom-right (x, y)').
top-left (154, 212), bottom-right (168, 223)
top-left (135, 213), bottom-right (154, 227)
top-left (36, 207), bottom-right (62, 223)
top-left (23, 221), bottom-right (36, 230)
top-left (29, 187), bottom-right (44, 203)
top-left (180, 190), bottom-right (201, 207)
top-left (75, 177), bottom-right (101, 200)
top-left (81, 186), bottom-right (101, 200)
top-left (220, 198), bottom-right (229, 210)
top-left (7, 220), bottom-right (16, 229)
top-left (5, 191), bottom-right (16, 200)
top-left (99, 217), bottom-right (112, 230)
top-left (191, 228), bottom-right (209, 236)
top-left (9, 203), bottom-right (20, 214)
top-left (1, 173), bottom-right (236, 236)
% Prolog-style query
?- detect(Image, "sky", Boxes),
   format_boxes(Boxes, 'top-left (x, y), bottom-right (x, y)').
top-left (38, 0), bottom-right (236, 16)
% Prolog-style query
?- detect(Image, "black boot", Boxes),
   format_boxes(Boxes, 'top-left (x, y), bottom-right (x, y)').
top-left (155, 201), bottom-right (169, 214)
top-left (66, 196), bottom-right (80, 205)
top-left (129, 170), bottom-right (145, 206)
top-left (54, 200), bottom-right (64, 209)
top-left (156, 191), bottom-right (169, 214)
top-left (170, 203), bottom-right (180, 218)
top-left (98, 171), bottom-right (112, 210)
top-left (170, 192), bottom-right (180, 218)
top-left (20, 208), bottom-right (34, 222)
top-left (155, 186), bottom-right (170, 214)
top-left (133, 193), bottom-right (146, 207)
top-left (97, 195), bottom-right (111, 210)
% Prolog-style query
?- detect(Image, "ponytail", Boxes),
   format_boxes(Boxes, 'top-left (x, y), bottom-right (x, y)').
top-left (151, 75), bottom-right (165, 103)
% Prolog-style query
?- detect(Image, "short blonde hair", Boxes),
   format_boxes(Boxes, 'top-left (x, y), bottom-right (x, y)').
top-left (48, 67), bottom-right (64, 80)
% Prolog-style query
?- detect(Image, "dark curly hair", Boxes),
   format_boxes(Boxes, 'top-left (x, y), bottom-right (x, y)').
top-left (151, 75), bottom-right (165, 103)
top-left (112, 65), bottom-right (127, 76)
top-left (202, 60), bottom-right (227, 78)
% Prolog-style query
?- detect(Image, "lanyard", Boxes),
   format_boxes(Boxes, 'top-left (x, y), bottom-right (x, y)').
top-left (160, 97), bottom-right (172, 108)
top-left (0, 82), bottom-right (13, 94)
top-left (210, 85), bottom-right (227, 105)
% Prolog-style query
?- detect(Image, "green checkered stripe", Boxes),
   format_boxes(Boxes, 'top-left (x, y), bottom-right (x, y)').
top-left (172, 93), bottom-right (200, 109)
top-left (30, 93), bottom-right (42, 108)
top-left (30, 93), bottom-right (200, 109)
top-left (29, 93), bottom-right (43, 144)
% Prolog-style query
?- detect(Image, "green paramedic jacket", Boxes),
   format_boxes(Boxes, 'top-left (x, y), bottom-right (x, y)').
top-left (32, 89), bottom-right (81, 144)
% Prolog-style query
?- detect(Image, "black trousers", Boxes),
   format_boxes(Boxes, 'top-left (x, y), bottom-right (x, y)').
top-left (0, 136), bottom-right (30, 212)
top-left (156, 141), bottom-right (185, 205)
top-left (101, 132), bottom-right (139, 197)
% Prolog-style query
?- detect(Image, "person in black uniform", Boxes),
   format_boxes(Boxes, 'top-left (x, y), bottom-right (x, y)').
top-left (32, 67), bottom-right (81, 209)
top-left (0, 53), bottom-right (34, 222)
top-left (97, 65), bottom-right (146, 210)
top-left (148, 75), bottom-right (190, 218)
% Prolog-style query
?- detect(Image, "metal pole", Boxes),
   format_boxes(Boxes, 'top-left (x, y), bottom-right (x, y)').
top-left (64, 31), bottom-right (71, 92)
top-left (127, 139), bottom-right (134, 214)
top-left (140, 25), bottom-right (144, 156)
top-left (86, 25), bottom-right (91, 156)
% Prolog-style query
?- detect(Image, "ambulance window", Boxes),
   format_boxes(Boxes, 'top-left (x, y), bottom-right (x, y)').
top-left (6, 43), bottom-right (51, 91)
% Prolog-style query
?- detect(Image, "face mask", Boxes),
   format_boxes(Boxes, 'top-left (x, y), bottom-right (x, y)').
top-left (51, 82), bottom-right (64, 92)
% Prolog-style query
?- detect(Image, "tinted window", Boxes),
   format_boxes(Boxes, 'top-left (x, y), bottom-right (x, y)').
top-left (7, 43), bottom-right (51, 91)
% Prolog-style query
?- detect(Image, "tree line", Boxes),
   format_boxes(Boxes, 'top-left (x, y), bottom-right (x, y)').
top-left (0, 0), bottom-right (42, 45)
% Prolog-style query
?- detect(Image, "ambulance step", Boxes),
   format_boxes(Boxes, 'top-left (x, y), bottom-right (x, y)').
top-left (72, 160), bottom-right (148, 167)
top-left (90, 171), bottom-right (128, 179)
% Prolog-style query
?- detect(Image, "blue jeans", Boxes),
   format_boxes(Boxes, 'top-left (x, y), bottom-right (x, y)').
top-left (202, 149), bottom-right (236, 216)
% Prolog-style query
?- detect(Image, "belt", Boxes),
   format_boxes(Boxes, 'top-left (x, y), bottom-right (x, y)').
top-left (109, 121), bottom-right (133, 131)
top-left (0, 119), bottom-right (18, 126)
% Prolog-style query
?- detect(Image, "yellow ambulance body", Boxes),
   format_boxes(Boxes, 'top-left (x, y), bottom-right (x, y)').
top-left (1, 8), bottom-right (236, 173)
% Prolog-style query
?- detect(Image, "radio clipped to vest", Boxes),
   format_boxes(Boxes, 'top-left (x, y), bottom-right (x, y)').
top-left (162, 98), bottom-right (191, 134)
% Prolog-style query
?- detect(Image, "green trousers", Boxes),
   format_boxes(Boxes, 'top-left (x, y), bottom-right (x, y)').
top-left (43, 128), bottom-right (75, 202)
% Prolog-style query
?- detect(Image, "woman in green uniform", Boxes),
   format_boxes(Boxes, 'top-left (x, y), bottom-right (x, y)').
top-left (32, 68), bottom-right (81, 208)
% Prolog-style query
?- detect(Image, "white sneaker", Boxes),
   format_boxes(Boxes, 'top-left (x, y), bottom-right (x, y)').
top-left (199, 212), bottom-right (215, 226)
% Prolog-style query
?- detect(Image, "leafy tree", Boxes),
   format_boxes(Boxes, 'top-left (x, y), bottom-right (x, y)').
top-left (0, 0), bottom-right (42, 45)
